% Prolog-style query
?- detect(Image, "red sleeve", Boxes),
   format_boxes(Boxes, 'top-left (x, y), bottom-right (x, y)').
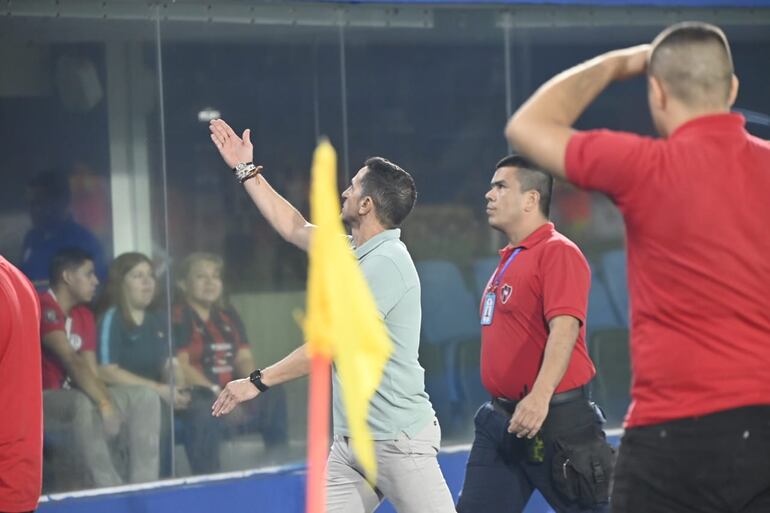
top-left (565, 129), bottom-right (661, 207)
top-left (542, 241), bottom-right (591, 325)
top-left (39, 293), bottom-right (66, 336)
top-left (74, 307), bottom-right (97, 352)
top-left (0, 281), bottom-right (9, 353)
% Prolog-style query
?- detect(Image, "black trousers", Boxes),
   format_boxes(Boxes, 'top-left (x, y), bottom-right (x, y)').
top-left (612, 405), bottom-right (770, 513)
top-left (457, 397), bottom-right (613, 513)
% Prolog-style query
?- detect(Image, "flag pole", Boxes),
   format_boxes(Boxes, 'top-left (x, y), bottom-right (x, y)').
top-left (306, 353), bottom-right (331, 513)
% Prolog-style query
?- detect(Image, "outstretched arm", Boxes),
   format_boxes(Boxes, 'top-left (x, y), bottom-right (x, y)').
top-left (209, 119), bottom-right (314, 251)
top-left (505, 45), bottom-right (650, 178)
top-left (43, 334), bottom-right (122, 436)
top-left (211, 343), bottom-right (311, 417)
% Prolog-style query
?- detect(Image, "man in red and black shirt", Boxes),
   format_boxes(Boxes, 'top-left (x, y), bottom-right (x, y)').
top-left (507, 21), bottom-right (770, 513)
top-left (457, 155), bottom-right (613, 513)
top-left (41, 248), bottom-right (160, 489)
top-left (0, 256), bottom-right (41, 513)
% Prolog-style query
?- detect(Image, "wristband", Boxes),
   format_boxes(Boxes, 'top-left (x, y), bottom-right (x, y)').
top-left (233, 162), bottom-right (260, 183)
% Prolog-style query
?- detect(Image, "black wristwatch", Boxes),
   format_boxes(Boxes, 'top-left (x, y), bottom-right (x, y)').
top-left (249, 368), bottom-right (270, 392)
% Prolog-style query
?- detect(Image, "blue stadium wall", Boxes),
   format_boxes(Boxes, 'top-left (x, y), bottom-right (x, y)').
top-left (39, 435), bottom-right (621, 513)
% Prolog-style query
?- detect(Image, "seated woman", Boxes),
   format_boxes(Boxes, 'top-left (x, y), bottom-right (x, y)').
top-left (97, 252), bottom-right (195, 477)
top-left (173, 252), bottom-right (288, 474)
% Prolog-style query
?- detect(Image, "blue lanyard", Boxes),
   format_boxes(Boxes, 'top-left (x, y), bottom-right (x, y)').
top-left (491, 247), bottom-right (523, 289)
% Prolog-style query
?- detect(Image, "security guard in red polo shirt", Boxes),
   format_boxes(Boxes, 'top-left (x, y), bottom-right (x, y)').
top-left (457, 155), bottom-right (613, 513)
top-left (506, 21), bottom-right (770, 513)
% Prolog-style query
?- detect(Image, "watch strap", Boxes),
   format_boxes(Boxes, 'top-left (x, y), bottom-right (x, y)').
top-left (249, 368), bottom-right (269, 392)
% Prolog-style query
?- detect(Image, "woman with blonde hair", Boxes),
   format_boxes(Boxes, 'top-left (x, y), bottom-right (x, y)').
top-left (173, 252), bottom-right (287, 474)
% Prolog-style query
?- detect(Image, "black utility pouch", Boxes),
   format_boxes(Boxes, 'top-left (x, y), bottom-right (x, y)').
top-left (551, 429), bottom-right (615, 508)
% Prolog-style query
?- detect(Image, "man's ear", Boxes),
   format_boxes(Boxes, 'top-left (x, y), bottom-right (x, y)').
top-left (524, 190), bottom-right (540, 213)
top-left (727, 74), bottom-right (739, 108)
top-left (359, 196), bottom-right (374, 216)
top-left (61, 269), bottom-right (74, 287)
top-left (648, 75), bottom-right (667, 111)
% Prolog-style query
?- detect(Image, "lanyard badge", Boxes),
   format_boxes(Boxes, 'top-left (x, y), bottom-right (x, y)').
top-left (480, 247), bottom-right (522, 326)
top-left (481, 292), bottom-right (496, 325)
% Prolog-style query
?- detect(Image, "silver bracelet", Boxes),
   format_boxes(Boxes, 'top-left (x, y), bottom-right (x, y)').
top-left (233, 162), bottom-right (258, 183)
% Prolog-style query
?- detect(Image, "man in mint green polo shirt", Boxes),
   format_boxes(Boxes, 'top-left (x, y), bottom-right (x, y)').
top-left (208, 119), bottom-right (454, 513)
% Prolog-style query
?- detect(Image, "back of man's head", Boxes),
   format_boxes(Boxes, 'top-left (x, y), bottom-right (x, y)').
top-left (495, 154), bottom-right (554, 218)
top-left (361, 157), bottom-right (417, 228)
top-left (649, 21), bottom-right (734, 110)
top-left (49, 247), bottom-right (93, 288)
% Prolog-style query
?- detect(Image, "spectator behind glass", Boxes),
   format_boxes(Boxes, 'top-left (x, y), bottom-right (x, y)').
top-left (173, 252), bottom-right (288, 473)
top-left (40, 248), bottom-right (160, 491)
top-left (96, 253), bottom-right (194, 477)
top-left (21, 170), bottom-right (107, 291)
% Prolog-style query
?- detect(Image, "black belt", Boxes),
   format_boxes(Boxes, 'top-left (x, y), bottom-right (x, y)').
top-left (492, 386), bottom-right (586, 415)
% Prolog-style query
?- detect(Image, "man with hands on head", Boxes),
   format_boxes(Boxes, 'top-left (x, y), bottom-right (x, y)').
top-left (506, 21), bottom-right (770, 513)
top-left (456, 155), bottom-right (613, 513)
top-left (207, 119), bottom-right (454, 513)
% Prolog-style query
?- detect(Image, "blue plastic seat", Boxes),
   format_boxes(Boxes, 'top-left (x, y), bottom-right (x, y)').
top-left (471, 256), bottom-right (500, 297)
top-left (601, 249), bottom-right (629, 326)
top-left (416, 260), bottom-right (482, 434)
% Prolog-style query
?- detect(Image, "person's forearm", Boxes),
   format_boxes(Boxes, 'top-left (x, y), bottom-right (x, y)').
top-left (260, 344), bottom-right (312, 388)
top-left (66, 355), bottom-right (113, 406)
top-left (504, 50), bottom-right (635, 176)
top-left (99, 364), bottom-right (163, 391)
top-left (234, 349), bottom-right (256, 379)
top-left (243, 176), bottom-right (313, 251)
top-left (180, 361), bottom-right (216, 388)
top-left (161, 357), bottom-right (186, 387)
top-left (530, 320), bottom-right (580, 399)
top-left (509, 53), bottom-right (623, 135)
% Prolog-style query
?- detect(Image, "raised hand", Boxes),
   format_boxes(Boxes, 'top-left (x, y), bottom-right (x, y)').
top-left (209, 118), bottom-right (255, 169)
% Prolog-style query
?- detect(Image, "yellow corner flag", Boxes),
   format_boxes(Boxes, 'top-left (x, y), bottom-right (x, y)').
top-left (304, 139), bottom-right (393, 483)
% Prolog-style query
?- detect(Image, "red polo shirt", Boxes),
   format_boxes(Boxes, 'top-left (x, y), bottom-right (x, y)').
top-left (566, 113), bottom-right (770, 428)
top-left (39, 290), bottom-right (97, 390)
top-left (480, 222), bottom-right (595, 400)
top-left (0, 257), bottom-right (42, 512)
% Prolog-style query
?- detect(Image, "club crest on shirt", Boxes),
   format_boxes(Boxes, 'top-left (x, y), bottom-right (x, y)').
top-left (501, 284), bottom-right (513, 304)
top-left (68, 333), bottom-right (83, 351)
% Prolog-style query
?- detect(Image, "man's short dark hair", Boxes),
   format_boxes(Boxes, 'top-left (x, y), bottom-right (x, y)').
top-left (49, 247), bottom-right (93, 286)
top-left (649, 21), bottom-right (734, 108)
top-left (360, 157), bottom-right (417, 228)
top-left (495, 154), bottom-right (553, 218)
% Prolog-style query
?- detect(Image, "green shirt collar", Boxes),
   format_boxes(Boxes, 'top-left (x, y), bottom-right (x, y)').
top-left (353, 228), bottom-right (401, 260)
